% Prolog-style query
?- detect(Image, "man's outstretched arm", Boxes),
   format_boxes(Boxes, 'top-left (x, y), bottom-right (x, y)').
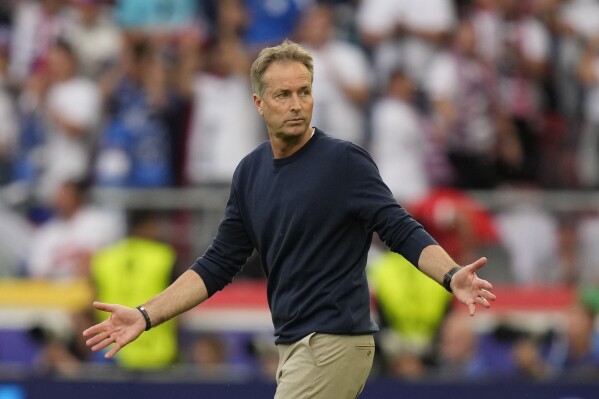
top-left (83, 270), bottom-right (208, 358)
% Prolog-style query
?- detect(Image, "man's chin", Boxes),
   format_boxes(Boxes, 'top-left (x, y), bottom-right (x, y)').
top-left (276, 127), bottom-right (309, 140)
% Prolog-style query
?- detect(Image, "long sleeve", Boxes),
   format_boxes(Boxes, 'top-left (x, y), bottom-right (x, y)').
top-left (346, 143), bottom-right (437, 266)
top-left (190, 185), bottom-right (255, 296)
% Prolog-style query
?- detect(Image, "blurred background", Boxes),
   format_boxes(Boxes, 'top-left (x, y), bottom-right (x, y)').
top-left (0, 0), bottom-right (599, 398)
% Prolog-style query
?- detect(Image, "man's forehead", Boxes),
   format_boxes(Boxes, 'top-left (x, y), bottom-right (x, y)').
top-left (263, 61), bottom-right (311, 88)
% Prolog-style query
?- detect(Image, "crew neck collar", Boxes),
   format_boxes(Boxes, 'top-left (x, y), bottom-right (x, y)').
top-left (272, 128), bottom-right (320, 166)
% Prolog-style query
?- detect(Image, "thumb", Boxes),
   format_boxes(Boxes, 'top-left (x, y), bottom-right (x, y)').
top-left (465, 257), bottom-right (487, 273)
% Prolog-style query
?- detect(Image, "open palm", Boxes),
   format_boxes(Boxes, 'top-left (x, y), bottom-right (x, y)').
top-left (82, 302), bottom-right (146, 359)
top-left (451, 257), bottom-right (496, 316)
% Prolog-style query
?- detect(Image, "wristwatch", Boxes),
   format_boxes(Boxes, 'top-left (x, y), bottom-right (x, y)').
top-left (442, 266), bottom-right (461, 293)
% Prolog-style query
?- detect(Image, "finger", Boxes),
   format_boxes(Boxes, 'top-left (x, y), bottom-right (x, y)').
top-left (105, 342), bottom-right (122, 359)
top-left (92, 336), bottom-right (115, 352)
top-left (85, 330), bottom-right (110, 347)
top-left (475, 296), bottom-right (491, 308)
top-left (479, 289), bottom-right (497, 302)
top-left (83, 321), bottom-right (110, 337)
top-left (476, 279), bottom-right (494, 291)
top-left (468, 302), bottom-right (476, 316)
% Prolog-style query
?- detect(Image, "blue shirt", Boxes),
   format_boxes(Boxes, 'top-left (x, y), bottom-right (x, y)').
top-left (191, 129), bottom-right (437, 343)
top-left (244, 0), bottom-right (305, 47)
top-left (95, 78), bottom-right (173, 187)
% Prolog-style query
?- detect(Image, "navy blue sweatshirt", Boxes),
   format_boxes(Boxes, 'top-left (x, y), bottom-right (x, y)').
top-left (191, 129), bottom-right (437, 343)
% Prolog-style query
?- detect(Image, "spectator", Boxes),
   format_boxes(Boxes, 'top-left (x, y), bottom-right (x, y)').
top-left (369, 68), bottom-right (431, 204)
top-left (533, 0), bottom-right (587, 189)
top-left (9, 0), bottom-right (70, 84)
top-left (576, 33), bottom-right (599, 188)
top-left (95, 36), bottom-right (182, 187)
top-left (475, 321), bottom-right (552, 380)
top-left (431, 309), bottom-right (486, 380)
top-left (556, 214), bottom-right (580, 285)
top-left (27, 308), bottom-right (97, 377)
top-left (577, 212), bottom-right (599, 285)
top-left (408, 188), bottom-right (500, 266)
top-left (0, 34), bottom-right (18, 186)
top-left (182, 38), bottom-right (262, 185)
top-left (190, 334), bottom-right (228, 372)
top-left (555, 0), bottom-right (599, 122)
top-left (243, 0), bottom-right (310, 55)
top-left (90, 209), bottom-right (178, 369)
top-left (356, 0), bottom-right (457, 92)
top-left (295, 3), bottom-right (371, 145)
top-left (469, 0), bottom-right (503, 67)
top-left (424, 18), bottom-right (502, 189)
top-left (26, 178), bottom-right (124, 279)
top-left (113, 0), bottom-right (198, 35)
top-left (550, 300), bottom-right (599, 380)
top-left (511, 334), bottom-right (551, 380)
top-left (368, 252), bottom-right (452, 378)
top-left (15, 39), bottom-right (101, 202)
top-left (496, 196), bottom-right (560, 284)
top-left (63, 0), bottom-right (122, 79)
top-left (248, 333), bottom-right (279, 381)
top-left (0, 204), bottom-right (32, 277)
top-left (493, 0), bottom-right (551, 184)
top-left (211, 0), bottom-right (247, 43)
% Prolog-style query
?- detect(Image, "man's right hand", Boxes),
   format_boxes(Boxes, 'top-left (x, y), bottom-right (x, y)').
top-left (82, 302), bottom-right (146, 359)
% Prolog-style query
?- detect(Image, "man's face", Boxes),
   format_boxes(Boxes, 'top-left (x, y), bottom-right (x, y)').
top-left (52, 182), bottom-right (81, 218)
top-left (254, 61), bottom-right (313, 141)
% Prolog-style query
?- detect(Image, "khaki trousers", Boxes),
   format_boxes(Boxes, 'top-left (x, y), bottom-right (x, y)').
top-left (274, 333), bottom-right (375, 399)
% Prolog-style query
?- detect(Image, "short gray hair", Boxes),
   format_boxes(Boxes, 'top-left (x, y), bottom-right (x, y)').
top-left (250, 39), bottom-right (314, 97)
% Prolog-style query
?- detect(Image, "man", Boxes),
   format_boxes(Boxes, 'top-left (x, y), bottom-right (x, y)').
top-left (28, 178), bottom-right (123, 279)
top-left (83, 40), bottom-right (496, 398)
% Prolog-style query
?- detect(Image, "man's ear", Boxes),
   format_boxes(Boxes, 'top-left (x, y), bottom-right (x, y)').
top-left (253, 93), bottom-right (263, 115)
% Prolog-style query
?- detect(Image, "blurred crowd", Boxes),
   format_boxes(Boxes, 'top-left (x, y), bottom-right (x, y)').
top-left (0, 0), bottom-right (599, 384)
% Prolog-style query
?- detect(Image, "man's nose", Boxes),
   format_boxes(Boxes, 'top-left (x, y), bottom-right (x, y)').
top-left (290, 94), bottom-right (301, 111)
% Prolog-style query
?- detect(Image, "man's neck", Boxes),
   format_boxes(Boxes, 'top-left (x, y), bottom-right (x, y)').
top-left (270, 128), bottom-right (315, 159)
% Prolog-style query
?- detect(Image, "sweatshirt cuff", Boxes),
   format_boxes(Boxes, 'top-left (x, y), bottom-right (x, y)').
top-left (189, 261), bottom-right (219, 297)
top-left (401, 228), bottom-right (438, 268)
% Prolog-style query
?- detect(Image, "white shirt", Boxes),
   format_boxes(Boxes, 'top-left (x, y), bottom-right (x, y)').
top-left (0, 83), bottom-right (18, 152)
top-left (0, 206), bottom-right (33, 276)
top-left (27, 207), bottom-right (124, 279)
top-left (9, 2), bottom-right (69, 82)
top-left (582, 57), bottom-right (599, 123)
top-left (356, 0), bottom-right (456, 86)
top-left (307, 40), bottom-right (371, 145)
top-left (186, 73), bottom-right (262, 184)
top-left (578, 215), bottom-right (599, 283)
top-left (497, 205), bottom-right (559, 284)
top-left (64, 8), bottom-right (122, 78)
top-left (47, 77), bottom-right (100, 128)
top-left (370, 97), bottom-right (429, 204)
top-left (39, 78), bottom-right (101, 200)
top-left (560, 0), bottom-right (599, 39)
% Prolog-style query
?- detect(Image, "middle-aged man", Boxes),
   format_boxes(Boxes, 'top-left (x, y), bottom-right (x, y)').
top-left (84, 40), bottom-right (496, 398)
